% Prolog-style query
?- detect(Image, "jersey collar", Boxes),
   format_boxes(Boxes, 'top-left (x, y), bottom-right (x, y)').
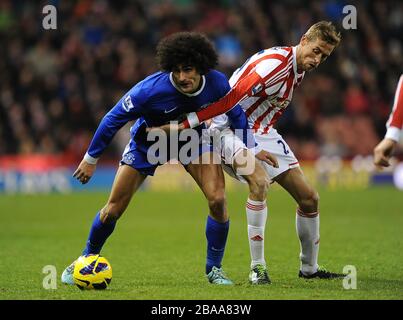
top-left (169, 72), bottom-right (206, 97)
top-left (292, 46), bottom-right (304, 77)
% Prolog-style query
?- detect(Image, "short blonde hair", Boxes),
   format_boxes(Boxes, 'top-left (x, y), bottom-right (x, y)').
top-left (305, 21), bottom-right (341, 47)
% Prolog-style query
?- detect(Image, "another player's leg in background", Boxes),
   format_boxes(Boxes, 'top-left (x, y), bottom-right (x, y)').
top-left (233, 149), bottom-right (271, 284)
top-left (61, 165), bottom-right (147, 284)
top-left (274, 167), bottom-right (344, 279)
top-left (185, 152), bottom-right (233, 285)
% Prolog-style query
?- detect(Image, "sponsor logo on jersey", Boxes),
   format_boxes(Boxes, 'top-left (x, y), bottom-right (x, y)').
top-left (269, 98), bottom-right (290, 109)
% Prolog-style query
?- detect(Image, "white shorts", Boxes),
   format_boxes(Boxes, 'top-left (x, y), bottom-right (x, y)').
top-left (218, 128), bottom-right (299, 183)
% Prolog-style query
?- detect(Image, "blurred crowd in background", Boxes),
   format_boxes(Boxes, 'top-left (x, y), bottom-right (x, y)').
top-left (0, 0), bottom-right (402, 161)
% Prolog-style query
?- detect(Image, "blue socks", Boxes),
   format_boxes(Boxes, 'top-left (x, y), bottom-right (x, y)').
top-left (82, 212), bottom-right (116, 255)
top-left (205, 215), bottom-right (229, 274)
top-left (82, 212), bottom-right (228, 275)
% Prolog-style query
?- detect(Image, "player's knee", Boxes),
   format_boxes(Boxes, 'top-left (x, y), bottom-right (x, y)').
top-left (299, 190), bottom-right (319, 213)
top-left (249, 175), bottom-right (269, 200)
top-left (208, 193), bottom-right (226, 217)
top-left (101, 202), bottom-right (125, 223)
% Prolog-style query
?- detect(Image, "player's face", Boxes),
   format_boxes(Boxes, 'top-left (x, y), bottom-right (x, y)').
top-left (298, 36), bottom-right (335, 72)
top-left (172, 65), bottom-right (202, 94)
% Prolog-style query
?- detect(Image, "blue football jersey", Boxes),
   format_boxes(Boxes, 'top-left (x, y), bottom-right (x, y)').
top-left (87, 70), bottom-right (251, 159)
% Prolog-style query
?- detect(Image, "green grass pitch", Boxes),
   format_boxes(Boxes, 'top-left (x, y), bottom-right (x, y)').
top-left (0, 186), bottom-right (402, 300)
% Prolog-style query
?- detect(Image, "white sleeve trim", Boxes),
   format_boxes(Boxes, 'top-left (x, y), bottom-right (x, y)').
top-left (186, 112), bottom-right (200, 128)
top-left (385, 126), bottom-right (401, 142)
top-left (84, 152), bottom-right (99, 164)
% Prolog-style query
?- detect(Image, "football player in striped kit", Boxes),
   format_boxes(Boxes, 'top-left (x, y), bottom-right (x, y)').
top-left (155, 21), bottom-right (346, 283)
top-left (373, 74), bottom-right (403, 168)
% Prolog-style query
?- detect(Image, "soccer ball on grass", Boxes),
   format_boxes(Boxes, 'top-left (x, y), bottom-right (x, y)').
top-left (73, 254), bottom-right (112, 290)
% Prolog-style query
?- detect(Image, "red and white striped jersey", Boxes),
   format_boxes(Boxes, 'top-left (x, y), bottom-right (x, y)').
top-left (184, 46), bottom-right (305, 134)
top-left (229, 46), bottom-right (304, 134)
top-left (385, 74), bottom-right (403, 142)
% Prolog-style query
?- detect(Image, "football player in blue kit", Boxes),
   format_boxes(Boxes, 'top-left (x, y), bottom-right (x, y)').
top-left (61, 32), bottom-right (275, 285)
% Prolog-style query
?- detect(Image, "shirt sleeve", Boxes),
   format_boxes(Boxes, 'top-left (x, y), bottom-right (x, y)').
top-left (385, 75), bottom-right (403, 142)
top-left (183, 56), bottom-right (287, 129)
top-left (183, 71), bottom-right (263, 129)
top-left (214, 73), bottom-right (250, 131)
top-left (206, 72), bottom-right (256, 148)
top-left (86, 88), bottom-right (146, 161)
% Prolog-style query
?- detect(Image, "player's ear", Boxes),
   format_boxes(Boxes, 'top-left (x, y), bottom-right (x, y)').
top-left (300, 34), bottom-right (308, 46)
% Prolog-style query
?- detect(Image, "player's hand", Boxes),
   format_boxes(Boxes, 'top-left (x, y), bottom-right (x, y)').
top-left (373, 138), bottom-right (397, 169)
top-left (255, 150), bottom-right (279, 168)
top-left (73, 159), bottom-right (97, 184)
top-left (146, 122), bottom-right (185, 135)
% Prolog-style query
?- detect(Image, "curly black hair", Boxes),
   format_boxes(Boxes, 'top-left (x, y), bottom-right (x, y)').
top-left (156, 32), bottom-right (218, 75)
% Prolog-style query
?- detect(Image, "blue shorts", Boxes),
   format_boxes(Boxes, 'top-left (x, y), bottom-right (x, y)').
top-left (120, 138), bottom-right (212, 176)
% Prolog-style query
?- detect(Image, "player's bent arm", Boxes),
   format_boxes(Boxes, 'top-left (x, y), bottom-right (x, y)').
top-left (374, 75), bottom-right (403, 168)
top-left (85, 95), bottom-right (144, 163)
top-left (384, 74), bottom-right (403, 142)
top-left (386, 74), bottom-right (403, 138)
top-left (74, 109), bottom-right (129, 184)
top-left (183, 71), bottom-right (263, 128)
top-left (85, 117), bottom-right (123, 165)
top-left (74, 95), bottom-right (143, 184)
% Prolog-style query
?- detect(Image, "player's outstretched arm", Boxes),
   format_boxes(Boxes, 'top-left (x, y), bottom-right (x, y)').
top-left (73, 158), bottom-right (97, 184)
top-left (145, 72), bottom-right (263, 135)
top-left (183, 72), bottom-right (263, 129)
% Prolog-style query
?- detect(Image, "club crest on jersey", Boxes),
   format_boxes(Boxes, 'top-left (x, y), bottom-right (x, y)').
top-left (252, 83), bottom-right (263, 95)
top-left (122, 95), bottom-right (135, 112)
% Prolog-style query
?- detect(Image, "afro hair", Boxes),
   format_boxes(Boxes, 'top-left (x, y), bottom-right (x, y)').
top-left (156, 32), bottom-right (219, 75)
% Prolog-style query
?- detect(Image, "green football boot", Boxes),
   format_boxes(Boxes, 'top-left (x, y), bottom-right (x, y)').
top-left (249, 264), bottom-right (271, 284)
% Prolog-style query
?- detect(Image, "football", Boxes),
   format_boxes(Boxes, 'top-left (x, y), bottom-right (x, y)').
top-left (73, 254), bottom-right (112, 290)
